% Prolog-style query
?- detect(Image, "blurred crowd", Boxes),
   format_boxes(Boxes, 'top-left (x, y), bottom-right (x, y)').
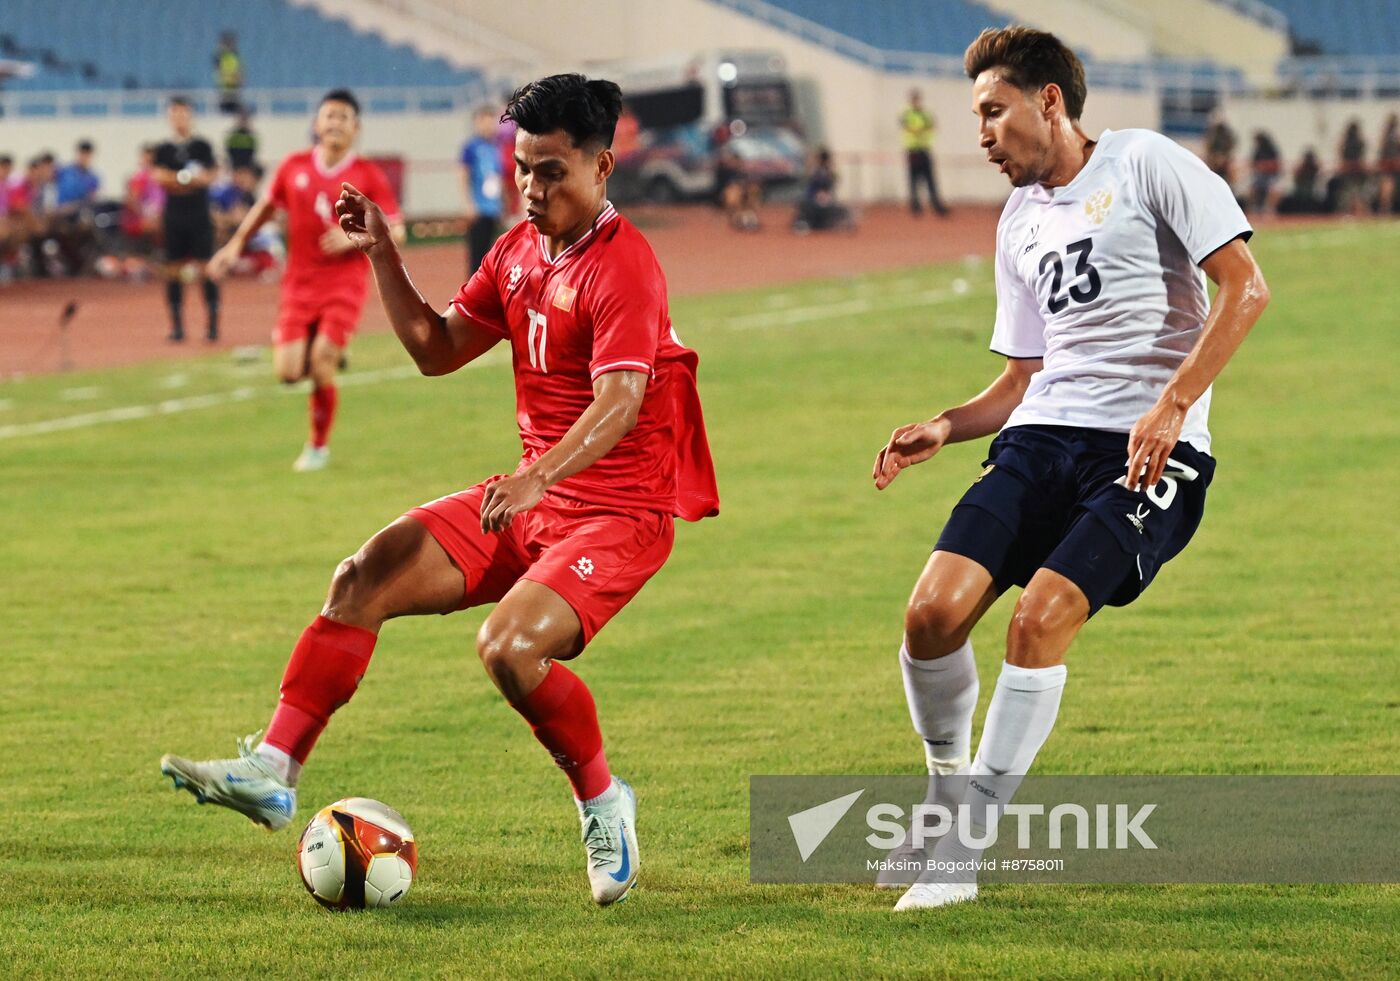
top-left (0, 109), bottom-right (278, 285)
top-left (1203, 109), bottom-right (1400, 217)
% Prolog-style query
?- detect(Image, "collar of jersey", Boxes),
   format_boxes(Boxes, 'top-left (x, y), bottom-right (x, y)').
top-left (313, 147), bottom-right (359, 178)
top-left (537, 201), bottom-right (618, 267)
top-left (1028, 129), bottom-right (1114, 205)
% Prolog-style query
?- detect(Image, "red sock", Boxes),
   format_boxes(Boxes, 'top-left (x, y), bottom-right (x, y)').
top-left (264, 615), bottom-right (377, 763)
top-left (310, 384), bottom-right (338, 449)
top-left (514, 662), bottom-right (613, 800)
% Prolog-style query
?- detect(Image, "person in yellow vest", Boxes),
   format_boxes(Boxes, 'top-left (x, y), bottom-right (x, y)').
top-left (214, 32), bottom-right (244, 115)
top-left (900, 89), bottom-right (948, 216)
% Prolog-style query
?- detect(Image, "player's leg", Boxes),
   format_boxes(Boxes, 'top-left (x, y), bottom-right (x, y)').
top-left (159, 516), bottom-right (465, 828)
top-left (297, 329), bottom-right (342, 469)
top-left (161, 216), bottom-right (187, 341)
top-left (478, 502), bottom-right (673, 904)
top-left (194, 219), bottom-right (219, 341)
top-left (272, 338), bottom-right (309, 385)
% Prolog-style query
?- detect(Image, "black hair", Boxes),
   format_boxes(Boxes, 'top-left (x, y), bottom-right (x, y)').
top-left (0, 154), bottom-right (11, 167)
top-left (320, 88), bottom-right (360, 115)
top-left (504, 73), bottom-right (622, 150)
top-left (169, 95), bottom-right (191, 109)
top-left (965, 26), bottom-right (1087, 121)
top-left (77, 139), bottom-right (94, 153)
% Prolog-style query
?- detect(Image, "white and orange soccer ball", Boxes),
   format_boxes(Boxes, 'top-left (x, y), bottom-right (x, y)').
top-left (296, 798), bottom-right (417, 910)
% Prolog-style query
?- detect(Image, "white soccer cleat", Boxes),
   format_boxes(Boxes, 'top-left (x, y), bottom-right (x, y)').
top-left (159, 733), bottom-right (297, 831)
top-left (293, 445), bottom-right (330, 472)
top-left (578, 778), bottom-right (639, 906)
top-left (894, 881), bottom-right (979, 911)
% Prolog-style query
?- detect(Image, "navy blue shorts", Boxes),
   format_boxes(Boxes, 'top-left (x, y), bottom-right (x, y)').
top-left (934, 425), bottom-right (1216, 616)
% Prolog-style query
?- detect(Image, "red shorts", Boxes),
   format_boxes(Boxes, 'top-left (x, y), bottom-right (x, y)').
top-left (407, 478), bottom-right (675, 644)
top-left (274, 278), bottom-right (369, 348)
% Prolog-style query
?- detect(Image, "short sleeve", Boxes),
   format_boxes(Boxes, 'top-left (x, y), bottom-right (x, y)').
top-left (450, 241), bottom-right (508, 337)
top-left (1135, 135), bottom-right (1252, 265)
top-left (585, 249), bottom-right (664, 379)
top-left (989, 234), bottom-right (1046, 358)
top-left (364, 163), bottom-right (402, 224)
top-left (266, 156), bottom-right (291, 209)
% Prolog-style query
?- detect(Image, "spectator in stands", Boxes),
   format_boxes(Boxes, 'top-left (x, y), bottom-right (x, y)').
top-left (716, 143), bottom-right (761, 232)
top-left (899, 88), bottom-right (948, 217)
top-left (210, 162), bottom-right (278, 276)
top-left (1278, 148), bottom-right (1324, 215)
top-left (225, 108), bottom-right (259, 170)
top-left (1376, 112), bottom-right (1399, 216)
top-left (792, 147), bottom-right (852, 234)
top-left (122, 143), bottom-right (165, 258)
top-left (213, 31), bottom-right (244, 114)
top-left (1248, 130), bottom-right (1282, 216)
top-left (1203, 108), bottom-right (1238, 188)
top-left (19, 153), bottom-right (62, 275)
top-left (0, 154), bottom-right (19, 279)
top-left (1336, 119), bottom-right (1368, 217)
top-left (460, 105), bottom-right (504, 276)
top-left (56, 140), bottom-right (100, 208)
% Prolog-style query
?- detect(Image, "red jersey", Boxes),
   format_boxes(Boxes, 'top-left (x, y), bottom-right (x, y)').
top-left (268, 148), bottom-right (401, 290)
top-left (452, 203), bottom-right (719, 521)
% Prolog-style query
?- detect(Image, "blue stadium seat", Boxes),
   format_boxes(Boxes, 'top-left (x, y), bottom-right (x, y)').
top-left (1259, 0), bottom-right (1400, 56)
top-left (0, 0), bottom-right (479, 91)
top-left (757, 0), bottom-right (1007, 56)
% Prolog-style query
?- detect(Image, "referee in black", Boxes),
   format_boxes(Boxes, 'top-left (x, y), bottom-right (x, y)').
top-left (154, 96), bottom-right (220, 342)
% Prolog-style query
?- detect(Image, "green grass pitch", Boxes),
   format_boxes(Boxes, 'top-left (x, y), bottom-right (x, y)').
top-left (2, 222), bottom-right (1398, 977)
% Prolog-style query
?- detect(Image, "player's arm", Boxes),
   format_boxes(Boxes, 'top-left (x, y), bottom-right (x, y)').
top-left (479, 370), bottom-right (647, 533)
top-left (336, 181), bottom-right (498, 374)
top-left (873, 356), bottom-right (1041, 490)
top-left (208, 195), bottom-right (278, 277)
top-left (1125, 237), bottom-right (1269, 489)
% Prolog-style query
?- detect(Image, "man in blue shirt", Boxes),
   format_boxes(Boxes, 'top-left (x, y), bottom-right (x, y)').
top-left (459, 106), bottom-right (504, 275)
top-left (56, 140), bottom-right (100, 208)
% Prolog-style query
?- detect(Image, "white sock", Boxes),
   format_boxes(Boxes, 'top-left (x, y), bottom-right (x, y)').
top-left (900, 638), bottom-right (978, 771)
top-left (577, 779), bottom-right (619, 811)
top-left (935, 661), bottom-right (1067, 868)
top-left (256, 742), bottom-right (301, 787)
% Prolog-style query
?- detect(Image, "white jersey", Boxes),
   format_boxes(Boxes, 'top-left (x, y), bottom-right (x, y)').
top-left (991, 128), bottom-right (1252, 453)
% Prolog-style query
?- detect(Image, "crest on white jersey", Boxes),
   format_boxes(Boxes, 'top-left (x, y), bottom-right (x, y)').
top-left (1084, 189), bottom-right (1113, 225)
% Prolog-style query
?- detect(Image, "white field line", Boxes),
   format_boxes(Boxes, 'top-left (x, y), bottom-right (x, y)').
top-left (59, 386), bottom-right (103, 401)
top-left (0, 363), bottom-right (426, 442)
top-left (0, 280), bottom-right (978, 443)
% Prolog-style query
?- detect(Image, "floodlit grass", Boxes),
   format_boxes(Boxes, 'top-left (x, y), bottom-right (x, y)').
top-left (2, 222), bottom-right (1398, 977)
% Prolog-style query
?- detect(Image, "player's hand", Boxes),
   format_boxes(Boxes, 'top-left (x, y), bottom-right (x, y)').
top-left (1125, 396), bottom-right (1187, 492)
top-left (335, 182), bottom-right (392, 255)
top-left (206, 243), bottom-right (240, 280)
top-left (319, 224), bottom-right (356, 256)
top-left (479, 471), bottom-right (548, 534)
top-left (873, 417), bottom-right (952, 490)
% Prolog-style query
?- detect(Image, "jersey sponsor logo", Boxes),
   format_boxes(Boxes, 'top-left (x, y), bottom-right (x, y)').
top-left (1021, 224), bottom-right (1040, 255)
top-left (570, 556), bottom-right (595, 580)
top-left (1084, 189), bottom-right (1113, 224)
top-left (506, 263), bottom-right (524, 292)
top-left (553, 283), bottom-right (577, 312)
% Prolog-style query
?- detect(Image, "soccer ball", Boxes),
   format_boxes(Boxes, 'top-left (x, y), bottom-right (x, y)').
top-left (296, 797), bottom-right (417, 910)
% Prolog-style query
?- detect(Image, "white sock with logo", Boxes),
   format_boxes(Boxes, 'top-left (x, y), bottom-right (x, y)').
top-left (900, 638), bottom-right (978, 827)
top-left (932, 661), bottom-right (1067, 871)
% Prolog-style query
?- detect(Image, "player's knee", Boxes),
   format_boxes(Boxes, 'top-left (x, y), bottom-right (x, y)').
top-left (904, 594), bottom-right (969, 656)
top-left (277, 369), bottom-right (304, 385)
top-left (323, 552), bottom-right (387, 625)
top-left (1006, 590), bottom-right (1081, 663)
top-left (475, 620), bottom-right (552, 685)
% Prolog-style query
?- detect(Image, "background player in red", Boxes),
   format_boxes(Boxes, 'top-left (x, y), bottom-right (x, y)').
top-left (209, 89), bottom-right (404, 471)
top-left (161, 74), bottom-right (719, 906)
